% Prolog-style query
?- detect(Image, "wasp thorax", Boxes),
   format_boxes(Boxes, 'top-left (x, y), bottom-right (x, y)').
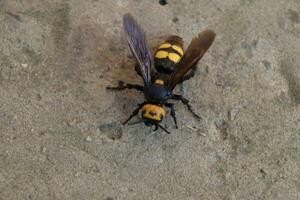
top-left (141, 104), bottom-right (166, 122)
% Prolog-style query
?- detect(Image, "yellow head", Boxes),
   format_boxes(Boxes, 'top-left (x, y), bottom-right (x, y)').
top-left (141, 104), bottom-right (166, 124)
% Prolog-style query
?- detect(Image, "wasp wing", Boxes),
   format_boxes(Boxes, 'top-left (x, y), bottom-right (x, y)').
top-left (123, 13), bottom-right (152, 85)
top-left (168, 30), bottom-right (215, 90)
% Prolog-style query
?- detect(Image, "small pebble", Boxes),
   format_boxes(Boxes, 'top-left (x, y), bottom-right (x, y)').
top-left (279, 173), bottom-right (284, 178)
top-left (86, 136), bottom-right (92, 142)
top-left (229, 107), bottom-right (239, 121)
top-left (21, 63), bottom-right (28, 68)
top-left (41, 147), bottom-right (47, 153)
top-left (172, 17), bottom-right (178, 23)
top-left (159, 0), bottom-right (167, 6)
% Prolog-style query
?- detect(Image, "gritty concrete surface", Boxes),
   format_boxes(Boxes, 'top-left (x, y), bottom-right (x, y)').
top-left (0, 0), bottom-right (299, 199)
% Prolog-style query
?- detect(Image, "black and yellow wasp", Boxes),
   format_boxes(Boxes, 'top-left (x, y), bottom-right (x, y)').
top-left (107, 13), bottom-right (215, 134)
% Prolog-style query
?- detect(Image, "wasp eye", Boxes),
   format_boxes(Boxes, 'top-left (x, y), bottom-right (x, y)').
top-left (142, 110), bottom-right (146, 115)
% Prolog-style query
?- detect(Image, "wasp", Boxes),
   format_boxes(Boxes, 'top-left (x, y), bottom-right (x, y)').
top-left (107, 13), bottom-right (215, 134)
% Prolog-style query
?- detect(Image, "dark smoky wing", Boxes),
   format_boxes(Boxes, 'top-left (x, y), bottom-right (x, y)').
top-left (168, 30), bottom-right (216, 90)
top-left (123, 13), bottom-right (152, 85)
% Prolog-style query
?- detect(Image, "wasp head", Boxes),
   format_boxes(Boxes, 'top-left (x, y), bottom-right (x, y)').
top-left (141, 104), bottom-right (166, 124)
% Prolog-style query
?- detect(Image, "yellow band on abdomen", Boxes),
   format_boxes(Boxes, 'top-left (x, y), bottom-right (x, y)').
top-left (171, 45), bottom-right (184, 56)
top-left (155, 50), bottom-right (169, 59)
top-left (158, 43), bottom-right (171, 49)
top-left (168, 52), bottom-right (181, 63)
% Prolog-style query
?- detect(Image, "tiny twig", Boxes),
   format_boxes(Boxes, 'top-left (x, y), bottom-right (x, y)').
top-left (185, 124), bottom-right (206, 136)
top-left (186, 124), bottom-right (197, 131)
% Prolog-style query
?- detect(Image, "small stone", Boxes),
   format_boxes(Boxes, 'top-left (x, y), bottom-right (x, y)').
top-left (172, 17), bottom-right (178, 23)
top-left (21, 63), bottom-right (28, 68)
top-left (278, 91), bottom-right (291, 105)
top-left (159, 0), bottom-right (167, 6)
top-left (279, 173), bottom-right (284, 178)
top-left (259, 168), bottom-right (267, 178)
top-left (288, 9), bottom-right (300, 23)
top-left (86, 136), bottom-right (92, 142)
top-left (37, 94), bottom-right (42, 101)
top-left (229, 107), bottom-right (239, 120)
top-left (67, 118), bottom-right (80, 126)
top-left (41, 147), bottom-right (46, 153)
top-left (262, 60), bottom-right (271, 70)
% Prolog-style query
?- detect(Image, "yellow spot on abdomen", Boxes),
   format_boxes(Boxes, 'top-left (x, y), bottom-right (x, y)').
top-left (154, 79), bottom-right (164, 85)
top-left (171, 45), bottom-right (184, 56)
top-left (168, 53), bottom-right (181, 63)
top-left (158, 43), bottom-right (171, 49)
top-left (155, 50), bottom-right (169, 59)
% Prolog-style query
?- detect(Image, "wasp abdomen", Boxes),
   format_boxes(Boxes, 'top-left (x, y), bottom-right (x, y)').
top-left (154, 35), bottom-right (184, 74)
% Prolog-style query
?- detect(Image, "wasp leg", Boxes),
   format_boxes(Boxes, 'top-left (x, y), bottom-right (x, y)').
top-left (157, 123), bottom-right (171, 134)
top-left (153, 124), bottom-right (158, 132)
top-left (153, 123), bottom-right (171, 134)
top-left (171, 94), bottom-right (202, 120)
top-left (165, 103), bottom-right (178, 128)
top-left (180, 65), bottom-right (197, 83)
top-left (123, 103), bottom-right (144, 125)
top-left (106, 81), bottom-right (144, 92)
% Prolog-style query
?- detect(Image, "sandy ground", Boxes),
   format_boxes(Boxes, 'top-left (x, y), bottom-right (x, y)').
top-left (0, 0), bottom-right (300, 199)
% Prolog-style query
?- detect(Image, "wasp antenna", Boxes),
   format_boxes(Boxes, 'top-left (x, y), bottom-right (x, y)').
top-left (157, 124), bottom-right (171, 134)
